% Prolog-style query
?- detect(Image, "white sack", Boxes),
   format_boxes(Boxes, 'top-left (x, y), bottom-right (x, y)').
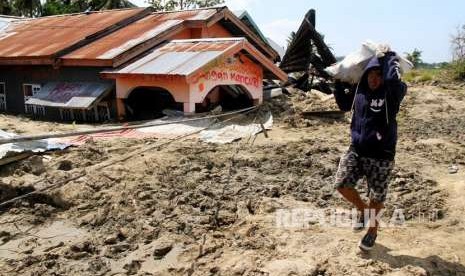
top-left (325, 40), bottom-right (414, 84)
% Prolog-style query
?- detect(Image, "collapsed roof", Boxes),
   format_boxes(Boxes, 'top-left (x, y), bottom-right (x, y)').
top-left (279, 9), bottom-right (336, 77)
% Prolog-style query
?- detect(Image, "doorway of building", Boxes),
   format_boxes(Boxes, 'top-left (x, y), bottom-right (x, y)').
top-left (125, 87), bottom-right (182, 120)
top-left (196, 85), bottom-right (254, 113)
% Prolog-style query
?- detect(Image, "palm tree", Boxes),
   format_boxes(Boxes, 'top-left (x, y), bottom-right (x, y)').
top-left (95, 0), bottom-right (136, 10)
top-left (12, 0), bottom-right (41, 17)
top-left (0, 0), bottom-right (13, 15)
top-left (287, 31), bottom-right (296, 47)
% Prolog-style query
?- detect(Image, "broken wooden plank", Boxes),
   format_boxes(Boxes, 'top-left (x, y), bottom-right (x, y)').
top-left (0, 152), bottom-right (32, 166)
top-left (302, 110), bottom-right (345, 119)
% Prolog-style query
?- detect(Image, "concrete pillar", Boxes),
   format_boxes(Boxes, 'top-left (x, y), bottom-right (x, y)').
top-left (183, 102), bottom-right (195, 113)
top-left (116, 98), bottom-right (126, 121)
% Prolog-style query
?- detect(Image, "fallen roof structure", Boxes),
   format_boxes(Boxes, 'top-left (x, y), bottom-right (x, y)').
top-left (278, 9), bottom-right (337, 94)
top-left (279, 9), bottom-right (336, 77)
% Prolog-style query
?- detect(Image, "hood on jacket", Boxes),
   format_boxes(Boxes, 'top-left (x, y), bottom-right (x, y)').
top-left (359, 56), bottom-right (383, 91)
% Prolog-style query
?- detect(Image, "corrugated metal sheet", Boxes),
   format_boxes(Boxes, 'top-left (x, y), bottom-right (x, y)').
top-left (0, 16), bottom-right (19, 33)
top-left (0, 8), bottom-right (145, 58)
top-left (25, 82), bottom-right (113, 109)
top-left (102, 37), bottom-right (288, 81)
top-left (0, 130), bottom-right (69, 165)
top-left (97, 19), bottom-right (183, 59)
top-left (63, 8), bottom-right (220, 61)
top-left (111, 38), bottom-right (241, 76)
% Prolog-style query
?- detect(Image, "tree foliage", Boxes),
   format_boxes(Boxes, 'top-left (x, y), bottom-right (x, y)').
top-left (0, 0), bottom-right (14, 15)
top-left (148, 0), bottom-right (224, 11)
top-left (405, 48), bottom-right (423, 67)
top-left (451, 24), bottom-right (465, 61)
top-left (1, 0), bottom-right (136, 17)
top-left (0, 0), bottom-right (223, 17)
top-left (286, 31), bottom-right (296, 47)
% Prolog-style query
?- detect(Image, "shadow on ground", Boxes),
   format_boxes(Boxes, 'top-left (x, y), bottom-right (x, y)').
top-left (363, 244), bottom-right (465, 275)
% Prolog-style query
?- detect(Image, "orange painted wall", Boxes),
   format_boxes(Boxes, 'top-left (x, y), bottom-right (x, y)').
top-left (169, 23), bottom-right (233, 40)
top-left (188, 53), bottom-right (263, 104)
top-left (116, 76), bottom-right (190, 102)
top-left (203, 23), bottom-right (232, 38)
top-left (170, 28), bottom-right (193, 40)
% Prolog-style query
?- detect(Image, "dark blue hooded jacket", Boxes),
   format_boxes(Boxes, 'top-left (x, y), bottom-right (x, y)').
top-left (334, 52), bottom-right (407, 160)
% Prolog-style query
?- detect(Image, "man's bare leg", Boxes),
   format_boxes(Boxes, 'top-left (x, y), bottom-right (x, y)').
top-left (337, 187), bottom-right (368, 212)
top-left (367, 199), bottom-right (384, 235)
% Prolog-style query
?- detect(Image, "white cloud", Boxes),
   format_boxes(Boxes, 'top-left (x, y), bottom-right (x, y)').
top-left (260, 18), bottom-right (300, 48)
top-left (224, 0), bottom-right (258, 11)
top-left (131, 0), bottom-right (149, 7)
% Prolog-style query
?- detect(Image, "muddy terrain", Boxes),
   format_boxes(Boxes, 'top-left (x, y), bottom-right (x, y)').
top-left (0, 84), bottom-right (464, 275)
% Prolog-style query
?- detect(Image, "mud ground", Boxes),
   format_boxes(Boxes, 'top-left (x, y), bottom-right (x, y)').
top-left (0, 84), bottom-right (464, 275)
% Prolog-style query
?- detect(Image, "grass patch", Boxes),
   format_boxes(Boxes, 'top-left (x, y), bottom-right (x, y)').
top-left (403, 61), bottom-right (465, 84)
top-left (403, 68), bottom-right (443, 83)
top-left (449, 60), bottom-right (465, 81)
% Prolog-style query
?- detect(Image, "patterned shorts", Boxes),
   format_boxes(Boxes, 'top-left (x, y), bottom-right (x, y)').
top-left (335, 149), bottom-right (395, 203)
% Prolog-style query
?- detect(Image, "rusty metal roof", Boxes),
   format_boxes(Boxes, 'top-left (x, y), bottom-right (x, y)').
top-left (0, 8), bottom-right (146, 60)
top-left (25, 82), bottom-right (113, 109)
top-left (0, 7), bottom-right (280, 67)
top-left (101, 38), bottom-right (288, 81)
top-left (62, 8), bottom-right (220, 63)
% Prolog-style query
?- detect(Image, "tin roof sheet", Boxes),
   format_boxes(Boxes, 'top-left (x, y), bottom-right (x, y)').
top-left (103, 37), bottom-right (288, 81)
top-left (62, 8), bottom-right (220, 61)
top-left (0, 8), bottom-right (145, 58)
top-left (112, 38), bottom-right (241, 76)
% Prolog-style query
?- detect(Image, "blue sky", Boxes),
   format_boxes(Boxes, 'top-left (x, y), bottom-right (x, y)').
top-left (132, 0), bottom-right (465, 62)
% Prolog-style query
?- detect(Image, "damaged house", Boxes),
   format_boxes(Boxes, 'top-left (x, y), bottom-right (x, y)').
top-left (0, 7), bottom-right (287, 121)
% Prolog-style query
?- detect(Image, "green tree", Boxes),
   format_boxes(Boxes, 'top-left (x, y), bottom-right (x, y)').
top-left (42, 0), bottom-right (77, 16)
top-left (11, 0), bottom-right (42, 17)
top-left (451, 24), bottom-right (465, 61)
top-left (450, 24), bottom-right (465, 80)
top-left (94, 0), bottom-right (135, 10)
top-left (405, 48), bottom-right (423, 67)
top-left (42, 0), bottom-right (136, 16)
top-left (286, 31), bottom-right (296, 47)
top-left (148, 0), bottom-right (224, 11)
top-left (0, 0), bottom-right (14, 15)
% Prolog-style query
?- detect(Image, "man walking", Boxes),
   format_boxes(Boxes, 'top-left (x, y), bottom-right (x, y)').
top-left (333, 52), bottom-right (407, 251)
